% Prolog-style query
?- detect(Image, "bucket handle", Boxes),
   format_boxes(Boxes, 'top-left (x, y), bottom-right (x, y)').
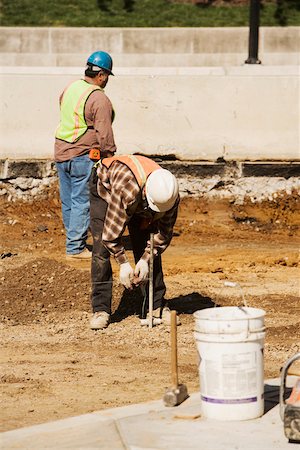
top-left (216, 281), bottom-right (258, 338)
top-left (217, 281), bottom-right (248, 308)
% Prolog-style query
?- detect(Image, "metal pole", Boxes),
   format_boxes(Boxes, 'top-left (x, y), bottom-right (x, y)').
top-left (245, 0), bottom-right (261, 64)
top-left (148, 233), bottom-right (154, 329)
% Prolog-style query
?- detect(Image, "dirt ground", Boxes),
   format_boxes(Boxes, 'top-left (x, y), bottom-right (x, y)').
top-left (1, 185), bottom-right (299, 432)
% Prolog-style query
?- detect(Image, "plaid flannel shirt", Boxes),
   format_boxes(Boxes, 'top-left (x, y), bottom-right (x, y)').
top-left (97, 160), bottom-right (179, 265)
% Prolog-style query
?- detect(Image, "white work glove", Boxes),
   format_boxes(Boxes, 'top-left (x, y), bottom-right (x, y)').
top-left (134, 259), bottom-right (149, 284)
top-left (119, 262), bottom-right (134, 289)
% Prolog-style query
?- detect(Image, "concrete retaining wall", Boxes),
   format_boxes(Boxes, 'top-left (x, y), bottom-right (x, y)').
top-left (0, 66), bottom-right (299, 161)
top-left (1, 27), bottom-right (299, 161)
top-left (1, 27), bottom-right (299, 66)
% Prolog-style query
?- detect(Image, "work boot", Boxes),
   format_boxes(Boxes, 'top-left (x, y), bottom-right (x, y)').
top-left (66, 248), bottom-right (91, 260)
top-left (140, 307), bottom-right (180, 326)
top-left (90, 311), bottom-right (110, 330)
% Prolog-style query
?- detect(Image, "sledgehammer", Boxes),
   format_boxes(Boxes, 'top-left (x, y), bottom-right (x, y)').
top-left (163, 310), bottom-right (189, 407)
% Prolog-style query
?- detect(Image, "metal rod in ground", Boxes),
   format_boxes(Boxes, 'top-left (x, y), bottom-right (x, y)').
top-left (148, 233), bottom-right (154, 329)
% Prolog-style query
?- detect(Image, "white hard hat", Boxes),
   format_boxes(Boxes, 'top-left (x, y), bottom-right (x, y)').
top-left (145, 169), bottom-right (179, 213)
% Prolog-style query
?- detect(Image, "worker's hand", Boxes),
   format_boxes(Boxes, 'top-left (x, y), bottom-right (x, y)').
top-left (119, 262), bottom-right (134, 289)
top-left (134, 259), bottom-right (149, 285)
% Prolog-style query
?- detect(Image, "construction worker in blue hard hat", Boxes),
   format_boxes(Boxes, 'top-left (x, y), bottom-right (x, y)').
top-left (54, 51), bottom-right (116, 260)
top-left (86, 51), bottom-right (114, 75)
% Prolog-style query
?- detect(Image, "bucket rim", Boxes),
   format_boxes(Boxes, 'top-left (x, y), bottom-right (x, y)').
top-left (193, 306), bottom-right (266, 321)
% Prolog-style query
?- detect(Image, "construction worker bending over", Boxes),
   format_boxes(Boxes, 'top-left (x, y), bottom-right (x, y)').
top-left (54, 51), bottom-right (116, 259)
top-left (89, 155), bottom-right (180, 330)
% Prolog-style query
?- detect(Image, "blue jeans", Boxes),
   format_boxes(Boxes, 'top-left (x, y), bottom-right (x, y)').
top-left (56, 154), bottom-right (94, 255)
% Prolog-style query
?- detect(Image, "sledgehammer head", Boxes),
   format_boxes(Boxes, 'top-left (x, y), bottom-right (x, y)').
top-left (163, 383), bottom-right (189, 407)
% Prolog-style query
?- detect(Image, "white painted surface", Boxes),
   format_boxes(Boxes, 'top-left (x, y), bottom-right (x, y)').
top-left (0, 66), bottom-right (299, 161)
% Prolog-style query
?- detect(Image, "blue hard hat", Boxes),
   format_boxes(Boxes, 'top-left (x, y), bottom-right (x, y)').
top-left (87, 51), bottom-right (114, 75)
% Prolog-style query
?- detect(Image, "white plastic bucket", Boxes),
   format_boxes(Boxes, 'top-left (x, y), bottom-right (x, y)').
top-left (194, 306), bottom-right (265, 421)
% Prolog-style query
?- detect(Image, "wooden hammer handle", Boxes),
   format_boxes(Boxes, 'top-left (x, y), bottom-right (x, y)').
top-left (171, 310), bottom-right (178, 389)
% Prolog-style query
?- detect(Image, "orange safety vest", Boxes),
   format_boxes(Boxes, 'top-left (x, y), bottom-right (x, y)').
top-left (101, 155), bottom-right (160, 188)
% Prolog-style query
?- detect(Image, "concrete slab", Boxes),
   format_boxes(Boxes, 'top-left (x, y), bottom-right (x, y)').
top-left (2, 377), bottom-right (298, 450)
top-left (1, 415), bottom-right (126, 450)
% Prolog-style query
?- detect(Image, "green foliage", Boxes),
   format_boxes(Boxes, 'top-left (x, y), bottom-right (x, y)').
top-left (274, 0), bottom-right (300, 26)
top-left (1, 0), bottom-right (300, 27)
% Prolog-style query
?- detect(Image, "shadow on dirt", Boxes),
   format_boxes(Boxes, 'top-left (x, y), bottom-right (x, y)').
top-left (168, 292), bottom-right (217, 314)
top-left (111, 291), bottom-right (216, 323)
top-left (111, 288), bottom-right (143, 322)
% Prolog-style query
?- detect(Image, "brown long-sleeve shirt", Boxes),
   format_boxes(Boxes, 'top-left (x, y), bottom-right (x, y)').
top-left (96, 161), bottom-right (179, 265)
top-left (54, 80), bottom-right (116, 162)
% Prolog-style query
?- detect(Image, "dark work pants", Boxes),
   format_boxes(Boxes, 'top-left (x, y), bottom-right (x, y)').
top-left (89, 168), bottom-right (166, 316)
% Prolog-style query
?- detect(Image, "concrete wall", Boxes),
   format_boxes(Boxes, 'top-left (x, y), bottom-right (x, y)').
top-left (0, 65), bottom-right (299, 161)
top-left (0, 27), bottom-right (299, 66)
top-left (0, 27), bottom-right (299, 161)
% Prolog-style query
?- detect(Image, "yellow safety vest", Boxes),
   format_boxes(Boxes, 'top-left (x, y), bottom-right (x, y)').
top-left (55, 80), bottom-right (102, 143)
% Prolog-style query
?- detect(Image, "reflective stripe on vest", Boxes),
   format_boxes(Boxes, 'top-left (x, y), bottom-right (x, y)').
top-left (55, 80), bottom-right (102, 143)
top-left (101, 155), bottom-right (160, 188)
